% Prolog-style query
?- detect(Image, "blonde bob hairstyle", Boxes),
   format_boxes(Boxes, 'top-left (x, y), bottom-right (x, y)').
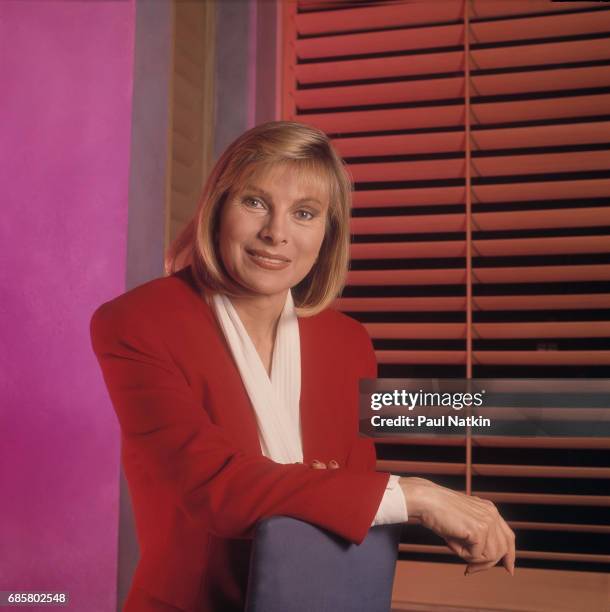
top-left (165, 121), bottom-right (353, 317)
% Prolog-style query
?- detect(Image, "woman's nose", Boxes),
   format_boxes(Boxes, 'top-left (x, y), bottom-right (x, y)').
top-left (260, 212), bottom-right (288, 245)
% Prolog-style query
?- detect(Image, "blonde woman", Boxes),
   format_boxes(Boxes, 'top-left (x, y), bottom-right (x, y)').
top-left (91, 121), bottom-right (515, 612)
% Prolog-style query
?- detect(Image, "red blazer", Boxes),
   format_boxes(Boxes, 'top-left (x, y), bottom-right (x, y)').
top-left (90, 266), bottom-right (389, 611)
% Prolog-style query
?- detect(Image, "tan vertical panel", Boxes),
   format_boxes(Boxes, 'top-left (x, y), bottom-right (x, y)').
top-left (166, 0), bottom-right (215, 251)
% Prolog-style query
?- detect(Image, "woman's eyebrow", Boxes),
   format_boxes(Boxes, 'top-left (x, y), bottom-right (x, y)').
top-left (243, 185), bottom-right (272, 200)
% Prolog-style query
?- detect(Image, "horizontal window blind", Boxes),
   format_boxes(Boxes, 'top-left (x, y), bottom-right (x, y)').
top-left (281, 0), bottom-right (610, 573)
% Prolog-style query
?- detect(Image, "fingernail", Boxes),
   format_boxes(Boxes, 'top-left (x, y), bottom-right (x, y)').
top-left (329, 460), bottom-right (339, 468)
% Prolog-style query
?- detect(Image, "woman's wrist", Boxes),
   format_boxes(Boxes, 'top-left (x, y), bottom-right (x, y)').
top-left (399, 476), bottom-right (436, 520)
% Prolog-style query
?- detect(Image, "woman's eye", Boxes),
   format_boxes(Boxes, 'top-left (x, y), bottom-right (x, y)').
top-left (295, 209), bottom-right (314, 221)
top-left (244, 197), bottom-right (264, 209)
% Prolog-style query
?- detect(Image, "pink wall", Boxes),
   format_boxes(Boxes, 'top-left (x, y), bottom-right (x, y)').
top-left (0, 1), bottom-right (135, 609)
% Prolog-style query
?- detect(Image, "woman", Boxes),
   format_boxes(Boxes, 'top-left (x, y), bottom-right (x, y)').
top-left (91, 121), bottom-right (515, 612)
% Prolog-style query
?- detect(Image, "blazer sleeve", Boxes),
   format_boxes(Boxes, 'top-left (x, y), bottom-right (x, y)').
top-left (344, 319), bottom-right (379, 473)
top-left (90, 301), bottom-right (389, 544)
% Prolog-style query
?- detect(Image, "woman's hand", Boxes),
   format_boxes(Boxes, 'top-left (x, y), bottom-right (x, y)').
top-left (310, 459), bottom-right (340, 470)
top-left (400, 477), bottom-right (515, 576)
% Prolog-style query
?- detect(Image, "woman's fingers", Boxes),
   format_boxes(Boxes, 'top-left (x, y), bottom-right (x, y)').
top-left (310, 459), bottom-right (340, 469)
top-left (499, 517), bottom-right (516, 575)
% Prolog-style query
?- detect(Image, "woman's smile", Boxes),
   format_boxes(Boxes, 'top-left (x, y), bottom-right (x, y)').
top-left (246, 248), bottom-right (292, 270)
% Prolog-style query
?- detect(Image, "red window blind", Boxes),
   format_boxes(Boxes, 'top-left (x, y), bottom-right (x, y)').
top-left (281, 0), bottom-right (610, 573)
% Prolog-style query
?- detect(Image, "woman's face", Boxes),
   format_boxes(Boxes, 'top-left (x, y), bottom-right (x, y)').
top-left (218, 162), bottom-right (329, 302)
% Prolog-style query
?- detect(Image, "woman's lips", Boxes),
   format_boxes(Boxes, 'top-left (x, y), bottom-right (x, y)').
top-left (246, 249), bottom-right (291, 270)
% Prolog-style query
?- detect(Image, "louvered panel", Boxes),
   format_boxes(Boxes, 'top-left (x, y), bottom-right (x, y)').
top-left (353, 186), bottom-right (466, 208)
top-left (170, 194), bottom-right (196, 225)
top-left (172, 130), bottom-right (201, 167)
top-left (174, 70), bottom-right (204, 108)
top-left (470, 93), bottom-right (610, 126)
top-left (347, 269), bottom-right (466, 286)
top-left (295, 76), bottom-right (464, 109)
top-left (336, 297), bottom-right (466, 311)
top-left (288, 0), bottom-right (610, 584)
top-left (473, 235), bottom-right (610, 257)
top-left (377, 350), bottom-right (466, 365)
top-left (472, 207), bottom-right (610, 231)
top-left (351, 241), bottom-right (465, 259)
top-left (474, 294), bottom-right (610, 311)
top-left (350, 159), bottom-right (465, 183)
top-left (471, 122), bottom-right (610, 151)
top-left (173, 108), bottom-right (201, 142)
top-left (351, 213), bottom-right (464, 234)
top-left (171, 158), bottom-right (202, 195)
top-left (169, 0), bottom-right (213, 247)
top-left (473, 150), bottom-right (610, 177)
top-left (473, 351), bottom-right (610, 365)
top-left (474, 322), bottom-right (610, 339)
top-left (471, 10), bottom-right (610, 44)
top-left (174, 46), bottom-right (205, 90)
top-left (334, 132), bottom-right (465, 158)
top-left (296, 24), bottom-right (464, 60)
top-left (471, 65), bottom-right (610, 98)
top-left (297, 105), bottom-right (465, 133)
top-left (296, 1), bottom-right (463, 35)
top-left (296, 50), bottom-right (464, 85)
top-left (365, 322), bottom-right (466, 339)
top-left (472, 39), bottom-right (610, 71)
top-left (472, 178), bottom-right (610, 203)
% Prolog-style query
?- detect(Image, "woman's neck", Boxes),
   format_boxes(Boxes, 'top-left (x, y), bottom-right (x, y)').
top-left (228, 291), bottom-right (288, 347)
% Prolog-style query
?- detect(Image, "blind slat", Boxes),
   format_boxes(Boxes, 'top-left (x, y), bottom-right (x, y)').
top-left (471, 9), bottom-right (610, 45)
top-left (296, 51), bottom-right (464, 85)
top-left (350, 159), bottom-right (465, 183)
top-left (471, 93), bottom-right (610, 126)
top-left (377, 350), bottom-right (466, 365)
top-left (472, 121), bottom-right (610, 150)
top-left (473, 351), bottom-right (610, 365)
top-left (336, 296), bottom-right (465, 311)
top-left (296, 1), bottom-right (463, 35)
top-left (296, 24), bottom-right (463, 60)
top-left (366, 322), bottom-right (466, 339)
top-left (347, 269), bottom-right (466, 286)
top-left (472, 207), bottom-right (610, 231)
top-left (353, 186), bottom-right (466, 208)
top-left (351, 241), bottom-right (465, 259)
top-left (474, 294), bottom-right (610, 310)
top-left (474, 321), bottom-right (610, 339)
